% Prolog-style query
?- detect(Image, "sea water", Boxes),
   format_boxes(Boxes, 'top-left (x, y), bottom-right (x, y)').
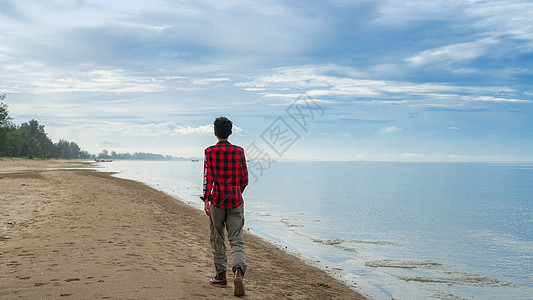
top-left (96, 160), bottom-right (533, 300)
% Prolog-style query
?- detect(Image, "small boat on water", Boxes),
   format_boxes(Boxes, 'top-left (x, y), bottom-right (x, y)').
top-left (191, 158), bottom-right (199, 162)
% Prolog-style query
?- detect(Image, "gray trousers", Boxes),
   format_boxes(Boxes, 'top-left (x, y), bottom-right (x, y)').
top-left (209, 203), bottom-right (247, 275)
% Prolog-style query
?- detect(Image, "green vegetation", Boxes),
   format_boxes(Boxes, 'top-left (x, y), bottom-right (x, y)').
top-left (96, 150), bottom-right (186, 161)
top-left (0, 94), bottom-right (91, 159)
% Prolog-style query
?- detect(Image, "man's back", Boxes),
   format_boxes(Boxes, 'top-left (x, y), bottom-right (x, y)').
top-left (203, 140), bottom-right (248, 209)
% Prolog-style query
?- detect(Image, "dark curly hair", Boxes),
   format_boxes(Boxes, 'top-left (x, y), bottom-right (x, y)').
top-left (214, 116), bottom-right (233, 139)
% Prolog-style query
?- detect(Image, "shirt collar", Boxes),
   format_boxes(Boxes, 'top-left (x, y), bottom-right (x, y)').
top-left (217, 140), bottom-right (230, 145)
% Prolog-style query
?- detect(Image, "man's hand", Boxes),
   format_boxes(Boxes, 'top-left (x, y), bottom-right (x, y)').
top-left (204, 199), bottom-right (212, 216)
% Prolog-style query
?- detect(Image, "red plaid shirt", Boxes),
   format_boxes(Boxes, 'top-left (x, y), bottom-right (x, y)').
top-left (202, 140), bottom-right (248, 209)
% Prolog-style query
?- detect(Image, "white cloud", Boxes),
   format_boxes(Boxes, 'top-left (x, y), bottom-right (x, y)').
top-left (93, 122), bottom-right (243, 137)
top-left (466, 96), bottom-right (532, 103)
top-left (244, 64), bottom-right (511, 104)
top-left (378, 126), bottom-right (400, 134)
top-left (375, 0), bottom-right (464, 27)
top-left (399, 152), bottom-right (426, 159)
top-left (122, 122), bottom-right (213, 136)
top-left (365, 100), bottom-right (411, 105)
top-left (467, 1), bottom-right (533, 41)
top-left (448, 126), bottom-right (460, 130)
top-left (378, 0), bottom-right (533, 43)
top-left (405, 38), bottom-right (498, 65)
top-left (174, 124), bottom-right (214, 135)
top-left (0, 59), bottom-right (235, 94)
top-left (191, 77), bottom-right (231, 85)
top-left (399, 1), bottom-right (533, 68)
top-left (0, 62), bottom-right (174, 94)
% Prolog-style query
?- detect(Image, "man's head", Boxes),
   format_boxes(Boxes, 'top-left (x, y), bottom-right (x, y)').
top-left (214, 116), bottom-right (232, 140)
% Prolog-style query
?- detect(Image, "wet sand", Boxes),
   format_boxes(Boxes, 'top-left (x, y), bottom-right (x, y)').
top-left (0, 159), bottom-right (367, 299)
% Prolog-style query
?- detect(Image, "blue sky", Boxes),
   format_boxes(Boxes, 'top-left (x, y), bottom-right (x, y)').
top-left (1, 0), bottom-right (532, 161)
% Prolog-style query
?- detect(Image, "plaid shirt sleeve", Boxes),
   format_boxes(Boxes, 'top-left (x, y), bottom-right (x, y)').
top-left (202, 148), bottom-right (213, 202)
top-left (240, 148), bottom-right (249, 193)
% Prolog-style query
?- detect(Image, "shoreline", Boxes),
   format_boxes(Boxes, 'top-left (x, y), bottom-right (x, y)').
top-left (0, 160), bottom-right (368, 299)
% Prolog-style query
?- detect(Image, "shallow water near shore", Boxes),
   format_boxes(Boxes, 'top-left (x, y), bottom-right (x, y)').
top-left (96, 160), bottom-right (533, 299)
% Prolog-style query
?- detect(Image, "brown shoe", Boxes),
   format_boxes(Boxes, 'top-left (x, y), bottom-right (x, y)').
top-left (233, 267), bottom-right (244, 297)
top-left (210, 271), bottom-right (227, 287)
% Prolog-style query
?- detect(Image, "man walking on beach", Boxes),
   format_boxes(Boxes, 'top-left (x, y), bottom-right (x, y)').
top-left (202, 116), bottom-right (248, 297)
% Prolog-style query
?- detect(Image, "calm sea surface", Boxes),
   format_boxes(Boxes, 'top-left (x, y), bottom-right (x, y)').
top-left (96, 161), bottom-right (533, 300)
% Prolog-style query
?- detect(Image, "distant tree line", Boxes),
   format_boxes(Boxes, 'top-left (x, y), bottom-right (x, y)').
top-left (1, 95), bottom-right (186, 161)
top-left (97, 149), bottom-right (184, 161)
top-left (0, 94), bottom-right (91, 159)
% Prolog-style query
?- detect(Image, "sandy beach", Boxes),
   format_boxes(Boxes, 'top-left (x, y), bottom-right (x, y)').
top-left (0, 159), bottom-right (367, 299)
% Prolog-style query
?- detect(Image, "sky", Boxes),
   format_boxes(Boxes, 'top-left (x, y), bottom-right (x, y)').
top-left (1, 0), bottom-right (533, 161)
